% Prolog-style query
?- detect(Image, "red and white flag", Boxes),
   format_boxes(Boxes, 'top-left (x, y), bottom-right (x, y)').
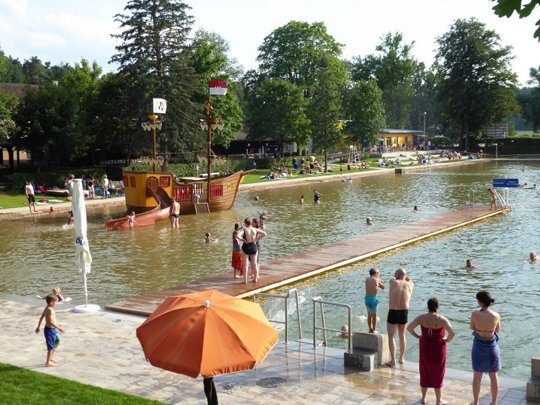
top-left (209, 80), bottom-right (227, 96)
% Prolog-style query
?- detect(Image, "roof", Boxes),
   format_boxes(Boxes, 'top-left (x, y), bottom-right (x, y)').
top-left (380, 129), bottom-right (425, 135)
top-left (0, 83), bottom-right (39, 99)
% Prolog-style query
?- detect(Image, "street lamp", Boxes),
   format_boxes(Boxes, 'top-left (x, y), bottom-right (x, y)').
top-left (141, 114), bottom-right (162, 172)
top-left (423, 111), bottom-right (427, 136)
top-left (199, 100), bottom-right (224, 203)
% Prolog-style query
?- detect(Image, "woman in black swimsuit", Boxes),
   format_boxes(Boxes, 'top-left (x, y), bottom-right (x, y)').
top-left (239, 217), bottom-right (267, 284)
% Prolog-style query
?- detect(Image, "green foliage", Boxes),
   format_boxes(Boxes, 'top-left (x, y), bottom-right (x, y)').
top-left (0, 49), bottom-right (25, 83)
top-left (191, 30), bottom-right (244, 148)
top-left (409, 63), bottom-right (441, 134)
top-left (0, 90), bottom-right (18, 142)
top-left (492, 0), bottom-right (540, 39)
top-left (435, 18), bottom-right (520, 149)
top-left (246, 79), bottom-right (311, 151)
top-left (518, 66), bottom-right (540, 131)
top-left (111, 0), bottom-right (201, 160)
top-left (0, 363), bottom-right (161, 404)
top-left (14, 60), bottom-right (102, 167)
top-left (351, 33), bottom-right (415, 128)
top-left (257, 21), bottom-right (343, 96)
top-left (309, 56), bottom-right (348, 169)
top-left (345, 80), bottom-right (386, 141)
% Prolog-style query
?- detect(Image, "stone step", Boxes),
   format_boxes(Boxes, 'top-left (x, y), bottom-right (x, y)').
top-left (344, 348), bottom-right (377, 371)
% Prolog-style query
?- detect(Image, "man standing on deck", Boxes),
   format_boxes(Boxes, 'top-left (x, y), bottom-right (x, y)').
top-left (386, 268), bottom-right (414, 367)
top-left (25, 180), bottom-right (37, 213)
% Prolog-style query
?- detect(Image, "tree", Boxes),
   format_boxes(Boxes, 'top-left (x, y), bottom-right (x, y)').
top-left (518, 65), bottom-right (540, 131)
top-left (191, 30), bottom-right (244, 148)
top-left (309, 56), bottom-right (348, 171)
top-left (246, 79), bottom-right (311, 154)
top-left (351, 33), bottom-right (415, 128)
top-left (257, 21), bottom-right (343, 96)
top-left (14, 60), bottom-right (102, 167)
top-left (22, 57), bottom-right (51, 85)
top-left (0, 50), bottom-right (25, 83)
top-left (409, 62), bottom-right (441, 134)
top-left (345, 80), bottom-right (386, 143)
top-left (111, 0), bottom-right (201, 162)
top-left (492, 0), bottom-right (540, 40)
top-left (435, 18), bottom-right (520, 149)
top-left (0, 91), bottom-right (17, 143)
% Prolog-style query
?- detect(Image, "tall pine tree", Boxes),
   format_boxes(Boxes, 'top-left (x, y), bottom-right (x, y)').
top-left (111, 0), bottom-right (201, 161)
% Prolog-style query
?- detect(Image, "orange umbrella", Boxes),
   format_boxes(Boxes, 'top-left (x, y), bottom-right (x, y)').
top-left (136, 289), bottom-right (279, 378)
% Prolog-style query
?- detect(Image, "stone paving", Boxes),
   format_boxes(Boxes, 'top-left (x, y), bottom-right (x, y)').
top-left (0, 297), bottom-right (530, 404)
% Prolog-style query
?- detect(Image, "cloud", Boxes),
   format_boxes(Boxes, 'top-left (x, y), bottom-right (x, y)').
top-left (0, 0), bottom-right (28, 18)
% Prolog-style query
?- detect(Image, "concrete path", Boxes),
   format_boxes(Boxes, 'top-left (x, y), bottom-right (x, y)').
top-left (0, 297), bottom-right (529, 404)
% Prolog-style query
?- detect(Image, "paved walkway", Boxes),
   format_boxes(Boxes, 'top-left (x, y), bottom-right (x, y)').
top-left (0, 297), bottom-right (529, 404)
top-left (107, 205), bottom-right (506, 317)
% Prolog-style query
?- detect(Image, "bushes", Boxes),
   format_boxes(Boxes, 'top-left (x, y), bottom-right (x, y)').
top-left (2, 168), bottom-right (106, 191)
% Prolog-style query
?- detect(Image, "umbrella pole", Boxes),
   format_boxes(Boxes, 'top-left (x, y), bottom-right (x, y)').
top-left (83, 271), bottom-right (89, 306)
top-left (203, 377), bottom-right (218, 405)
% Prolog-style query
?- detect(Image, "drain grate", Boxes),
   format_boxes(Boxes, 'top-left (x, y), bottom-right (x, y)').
top-left (220, 383), bottom-right (239, 393)
top-left (256, 377), bottom-right (287, 388)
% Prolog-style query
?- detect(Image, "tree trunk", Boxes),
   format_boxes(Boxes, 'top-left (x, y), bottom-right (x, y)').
top-left (16, 149), bottom-right (20, 166)
top-left (324, 133), bottom-right (328, 173)
top-left (7, 147), bottom-right (15, 174)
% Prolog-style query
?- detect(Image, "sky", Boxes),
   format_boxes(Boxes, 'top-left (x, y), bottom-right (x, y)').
top-left (0, 0), bottom-right (538, 85)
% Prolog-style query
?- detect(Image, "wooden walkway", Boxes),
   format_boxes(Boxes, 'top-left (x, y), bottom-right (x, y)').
top-left (106, 205), bottom-right (507, 316)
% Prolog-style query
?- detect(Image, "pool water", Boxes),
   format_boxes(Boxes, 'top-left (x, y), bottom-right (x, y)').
top-left (0, 161), bottom-right (538, 379)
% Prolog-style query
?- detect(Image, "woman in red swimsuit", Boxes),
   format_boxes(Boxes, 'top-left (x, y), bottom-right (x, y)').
top-left (407, 298), bottom-right (455, 405)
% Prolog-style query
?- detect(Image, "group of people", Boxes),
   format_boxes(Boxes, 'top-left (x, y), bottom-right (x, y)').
top-left (364, 268), bottom-right (502, 405)
top-left (231, 212), bottom-right (269, 283)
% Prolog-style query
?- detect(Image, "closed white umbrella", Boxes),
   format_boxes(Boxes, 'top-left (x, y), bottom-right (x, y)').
top-left (72, 179), bottom-right (100, 313)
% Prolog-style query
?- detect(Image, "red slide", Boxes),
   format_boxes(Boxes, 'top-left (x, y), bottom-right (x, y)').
top-left (105, 187), bottom-right (171, 231)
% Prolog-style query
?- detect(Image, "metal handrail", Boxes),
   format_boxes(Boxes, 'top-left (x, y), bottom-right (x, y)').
top-left (312, 297), bottom-right (352, 352)
top-left (253, 288), bottom-right (303, 343)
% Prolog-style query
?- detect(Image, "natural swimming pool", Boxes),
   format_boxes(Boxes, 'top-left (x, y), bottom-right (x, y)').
top-left (0, 161), bottom-right (538, 378)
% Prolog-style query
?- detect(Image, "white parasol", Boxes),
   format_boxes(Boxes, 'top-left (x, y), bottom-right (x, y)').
top-left (72, 179), bottom-right (100, 313)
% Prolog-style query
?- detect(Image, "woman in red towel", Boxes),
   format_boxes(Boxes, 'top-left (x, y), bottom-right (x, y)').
top-left (407, 298), bottom-right (455, 405)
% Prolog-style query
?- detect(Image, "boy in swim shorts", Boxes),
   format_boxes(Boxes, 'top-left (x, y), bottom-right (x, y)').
top-left (364, 268), bottom-right (385, 333)
top-left (35, 294), bottom-right (64, 366)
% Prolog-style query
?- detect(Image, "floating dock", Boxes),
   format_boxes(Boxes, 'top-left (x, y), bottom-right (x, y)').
top-left (106, 205), bottom-right (507, 316)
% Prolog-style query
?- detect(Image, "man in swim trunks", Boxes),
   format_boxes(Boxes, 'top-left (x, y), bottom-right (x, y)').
top-left (365, 268), bottom-right (385, 333)
top-left (169, 197), bottom-right (181, 229)
top-left (387, 268), bottom-right (414, 366)
top-left (25, 180), bottom-right (37, 213)
top-left (35, 294), bottom-right (64, 367)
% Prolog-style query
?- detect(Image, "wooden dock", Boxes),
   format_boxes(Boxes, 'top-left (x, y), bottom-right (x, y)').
top-left (106, 205), bottom-right (507, 316)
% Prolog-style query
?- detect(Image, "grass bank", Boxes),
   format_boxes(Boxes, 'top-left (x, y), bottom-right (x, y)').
top-left (0, 191), bottom-right (29, 209)
top-left (0, 363), bottom-right (161, 404)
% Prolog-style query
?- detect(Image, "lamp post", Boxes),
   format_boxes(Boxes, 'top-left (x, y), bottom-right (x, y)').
top-left (199, 100), bottom-right (224, 204)
top-left (141, 114), bottom-right (162, 172)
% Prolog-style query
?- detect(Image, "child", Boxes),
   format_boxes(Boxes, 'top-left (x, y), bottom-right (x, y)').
top-left (128, 210), bottom-right (135, 229)
top-left (38, 287), bottom-right (72, 303)
top-left (205, 232), bottom-right (217, 243)
top-left (413, 205), bottom-right (419, 212)
top-left (35, 294), bottom-right (64, 367)
top-left (366, 217), bottom-right (373, 226)
top-left (258, 211), bottom-right (269, 229)
top-left (300, 195), bottom-right (304, 205)
top-left (231, 230), bottom-right (243, 278)
top-left (66, 211), bottom-right (74, 226)
top-left (364, 268), bottom-right (385, 333)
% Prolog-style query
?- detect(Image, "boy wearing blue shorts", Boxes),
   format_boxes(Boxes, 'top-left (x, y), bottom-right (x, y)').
top-left (35, 294), bottom-right (64, 366)
top-left (365, 268), bottom-right (385, 333)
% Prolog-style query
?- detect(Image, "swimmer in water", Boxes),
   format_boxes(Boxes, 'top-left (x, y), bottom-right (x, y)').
top-left (530, 252), bottom-right (538, 263)
top-left (466, 259), bottom-right (475, 269)
top-left (366, 217), bottom-right (373, 226)
top-left (413, 206), bottom-right (419, 212)
top-left (205, 232), bottom-right (217, 243)
top-left (339, 325), bottom-right (350, 338)
top-left (314, 190), bottom-right (322, 204)
top-left (300, 195), bottom-right (304, 205)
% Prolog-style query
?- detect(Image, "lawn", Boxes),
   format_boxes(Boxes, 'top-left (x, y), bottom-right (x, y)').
top-left (0, 191), bottom-right (29, 210)
top-left (240, 166), bottom-right (377, 185)
top-left (0, 363), bottom-right (162, 404)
